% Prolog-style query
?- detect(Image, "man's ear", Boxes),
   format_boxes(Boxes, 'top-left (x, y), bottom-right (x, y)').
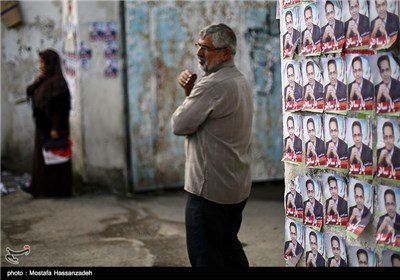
top-left (222, 48), bottom-right (233, 61)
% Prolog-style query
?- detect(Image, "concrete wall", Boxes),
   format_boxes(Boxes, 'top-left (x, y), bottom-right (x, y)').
top-left (1, 0), bottom-right (128, 193)
top-left (75, 1), bottom-right (128, 193)
top-left (1, 1), bottom-right (64, 172)
top-left (2, 0), bottom-right (283, 194)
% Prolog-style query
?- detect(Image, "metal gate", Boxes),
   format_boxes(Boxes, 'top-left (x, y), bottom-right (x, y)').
top-left (125, 0), bottom-right (283, 192)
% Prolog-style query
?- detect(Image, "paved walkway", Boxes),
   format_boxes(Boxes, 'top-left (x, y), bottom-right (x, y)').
top-left (1, 173), bottom-right (285, 268)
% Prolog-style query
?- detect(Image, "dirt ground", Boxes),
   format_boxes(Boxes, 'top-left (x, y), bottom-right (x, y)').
top-left (1, 173), bottom-right (285, 270)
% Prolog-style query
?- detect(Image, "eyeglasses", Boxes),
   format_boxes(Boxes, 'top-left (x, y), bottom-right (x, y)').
top-left (195, 43), bottom-right (227, 52)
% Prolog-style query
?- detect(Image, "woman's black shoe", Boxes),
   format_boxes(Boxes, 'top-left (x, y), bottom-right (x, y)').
top-left (20, 185), bottom-right (38, 198)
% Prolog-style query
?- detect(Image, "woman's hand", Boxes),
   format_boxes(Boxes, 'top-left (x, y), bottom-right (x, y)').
top-left (50, 129), bottom-right (59, 139)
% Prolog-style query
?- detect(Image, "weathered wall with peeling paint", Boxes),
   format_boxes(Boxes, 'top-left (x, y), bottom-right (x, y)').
top-left (1, 1), bottom-right (128, 193)
top-left (75, 1), bottom-right (127, 192)
top-left (125, 1), bottom-right (283, 191)
top-left (2, 1), bottom-right (284, 193)
top-left (1, 1), bottom-right (64, 172)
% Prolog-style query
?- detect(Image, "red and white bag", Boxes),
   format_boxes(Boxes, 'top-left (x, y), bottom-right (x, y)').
top-left (42, 138), bottom-right (72, 165)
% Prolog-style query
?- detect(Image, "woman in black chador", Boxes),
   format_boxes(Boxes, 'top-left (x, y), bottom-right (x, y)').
top-left (26, 49), bottom-right (72, 197)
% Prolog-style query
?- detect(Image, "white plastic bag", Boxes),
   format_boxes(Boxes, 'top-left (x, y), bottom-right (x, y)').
top-left (42, 148), bottom-right (71, 165)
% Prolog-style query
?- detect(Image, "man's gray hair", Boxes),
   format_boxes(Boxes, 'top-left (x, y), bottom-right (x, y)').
top-left (199, 23), bottom-right (237, 55)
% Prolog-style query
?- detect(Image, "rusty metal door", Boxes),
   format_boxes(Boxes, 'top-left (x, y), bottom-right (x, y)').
top-left (125, 1), bottom-right (282, 192)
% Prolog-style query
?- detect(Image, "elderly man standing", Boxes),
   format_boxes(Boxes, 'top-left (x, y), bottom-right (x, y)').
top-left (171, 23), bottom-right (253, 267)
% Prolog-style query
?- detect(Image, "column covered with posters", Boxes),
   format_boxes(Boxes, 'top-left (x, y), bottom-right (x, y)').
top-left (280, 0), bottom-right (400, 267)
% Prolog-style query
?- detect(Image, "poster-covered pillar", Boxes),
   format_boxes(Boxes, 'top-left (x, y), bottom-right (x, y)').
top-left (62, 0), bottom-right (85, 179)
top-left (279, 0), bottom-right (400, 267)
